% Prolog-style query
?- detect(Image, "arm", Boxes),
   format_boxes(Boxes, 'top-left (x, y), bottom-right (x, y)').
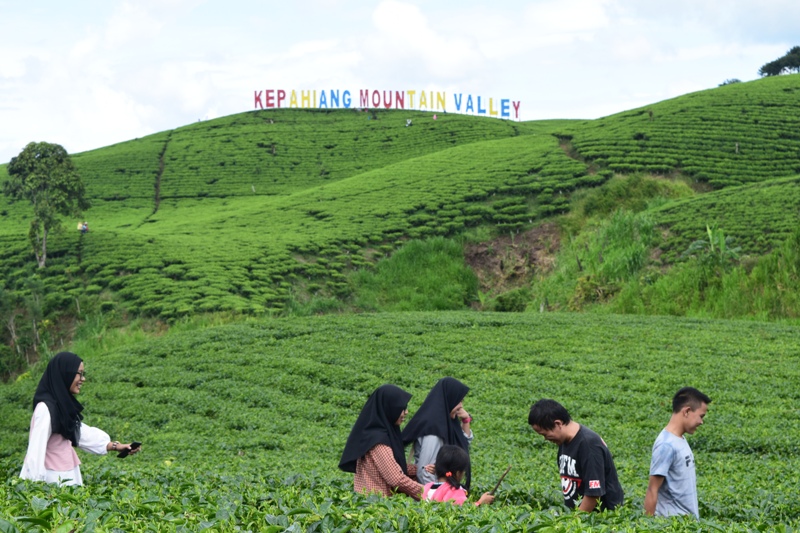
top-left (644, 475), bottom-right (665, 516)
top-left (476, 493), bottom-right (495, 506)
top-left (454, 406), bottom-right (474, 441)
top-left (577, 495), bottom-right (598, 512)
top-left (77, 423), bottom-right (111, 455)
top-left (370, 445), bottom-right (424, 500)
top-left (20, 403), bottom-right (52, 481)
top-left (415, 435), bottom-right (443, 484)
top-left (646, 435), bottom-right (673, 515)
top-left (79, 424), bottom-right (141, 456)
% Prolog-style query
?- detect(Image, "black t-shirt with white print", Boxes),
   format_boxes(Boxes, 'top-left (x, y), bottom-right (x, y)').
top-left (557, 425), bottom-right (624, 511)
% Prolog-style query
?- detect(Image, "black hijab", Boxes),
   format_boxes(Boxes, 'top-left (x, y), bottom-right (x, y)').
top-left (401, 377), bottom-right (471, 487)
top-left (339, 384), bottom-right (412, 474)
top-left (32, 351), bottom-right (84, 446)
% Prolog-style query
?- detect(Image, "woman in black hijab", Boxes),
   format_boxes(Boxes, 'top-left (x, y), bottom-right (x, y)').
top-left (20, 352), bottom-right (139, 486)
top-left (339, 384), bottom-right (423, 499)
top-left (401, 377), bottom-right (474, 489)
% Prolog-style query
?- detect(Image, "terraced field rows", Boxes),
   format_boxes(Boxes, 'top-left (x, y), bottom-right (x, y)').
top-left (565, 75), bottom-right (800, 187)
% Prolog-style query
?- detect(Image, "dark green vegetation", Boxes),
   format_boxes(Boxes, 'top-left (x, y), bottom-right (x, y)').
top-left (2, 142), bottom-right (90, 269)
top-left (759, 45), bottom-right (800, 77)
top-left (2, 312), bottom-right (800, 531)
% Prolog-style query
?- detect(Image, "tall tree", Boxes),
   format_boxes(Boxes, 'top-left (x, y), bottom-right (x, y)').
top-left (2, 142), bottom-right (90, 268)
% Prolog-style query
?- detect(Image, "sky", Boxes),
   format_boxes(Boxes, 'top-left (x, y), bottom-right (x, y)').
top-left (1, 0), bottom-right (797, 163)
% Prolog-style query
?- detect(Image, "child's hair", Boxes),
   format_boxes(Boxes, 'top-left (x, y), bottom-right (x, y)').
top-left (434, 445), bottom-right (469, 489)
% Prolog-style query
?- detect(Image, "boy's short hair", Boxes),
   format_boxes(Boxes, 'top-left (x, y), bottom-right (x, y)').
top-left (528, 399), bottom-right (571, 430)
top-left (672, 387), bottom-right (712, 413)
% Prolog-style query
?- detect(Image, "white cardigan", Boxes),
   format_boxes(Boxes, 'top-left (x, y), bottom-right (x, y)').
top-left (19, 402), bottom-right (111, 486)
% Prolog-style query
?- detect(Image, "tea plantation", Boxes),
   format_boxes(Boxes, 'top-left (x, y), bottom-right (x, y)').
top-left (2, 73), bottom-right (800, 532)
top-left (1, 312), bottom-right (799, 531)
top-left (561, 74), bottom-right (800, 188)
top-left (2, 76), bottom-right (800, 322)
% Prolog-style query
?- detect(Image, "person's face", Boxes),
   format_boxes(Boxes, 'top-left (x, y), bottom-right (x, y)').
top-left (395, 407), bottom-right (409, 426)
top-left (682, 403), bottom-right (708, 434)
top-left (450, 400), bottom-right (464, 419)
top-left (531, 421), bottom-right (566, 445)
top-left (70, 362), bottom-right (85, 395)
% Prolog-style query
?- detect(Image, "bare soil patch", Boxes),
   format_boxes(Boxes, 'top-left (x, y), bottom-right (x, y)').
top-left (464, 222), bottom-right (561, 295)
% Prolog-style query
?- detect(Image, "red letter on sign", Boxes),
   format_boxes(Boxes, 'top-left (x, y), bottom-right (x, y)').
top-left (254, 91), bottom-right (263, 109)
top-left (512, 101), bottom-right (521, 119)
top-left (266, 90), bottom-right (275, 108)
top-left (360, 90), bottom-right (369, 108)
top-left (277, 90), bottom-right (286, 107)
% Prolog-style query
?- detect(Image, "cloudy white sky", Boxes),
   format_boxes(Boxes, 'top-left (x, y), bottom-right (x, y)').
top-left (1, 0), bottom-right (796, 163)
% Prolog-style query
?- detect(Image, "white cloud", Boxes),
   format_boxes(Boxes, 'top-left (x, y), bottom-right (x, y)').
top-left (0, 0), bottom-right (796, 162)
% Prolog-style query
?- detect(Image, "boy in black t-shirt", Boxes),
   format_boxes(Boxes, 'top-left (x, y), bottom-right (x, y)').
top-left (529, 399), bottom-right (624, 512)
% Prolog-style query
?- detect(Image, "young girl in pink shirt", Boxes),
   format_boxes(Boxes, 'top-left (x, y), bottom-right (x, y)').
top-left (423, 445), bottom-right (494, 506)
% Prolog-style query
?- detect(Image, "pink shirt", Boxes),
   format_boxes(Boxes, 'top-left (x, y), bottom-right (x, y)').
top-left (44, 432), bottom-right (81, 471)
top-left (423, 482), bottom-right (480, 506)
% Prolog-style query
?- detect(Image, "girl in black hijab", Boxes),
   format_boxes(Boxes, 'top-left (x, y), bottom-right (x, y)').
top-left (20, 352), bottom-right (139, 486)
top-left (401, 377), bottom-right (474, 489)
top-left (339, 384), bottom-right (424, 499)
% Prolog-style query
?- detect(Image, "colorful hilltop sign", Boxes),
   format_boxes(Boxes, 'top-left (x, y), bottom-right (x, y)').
top-left (253, 89), bottom-right (521, 119)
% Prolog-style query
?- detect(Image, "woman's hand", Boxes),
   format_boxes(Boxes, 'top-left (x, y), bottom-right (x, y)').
top-left (424, 463), bottom-right (436, 474)
top-left (107, 441), bottom-right (142, 455)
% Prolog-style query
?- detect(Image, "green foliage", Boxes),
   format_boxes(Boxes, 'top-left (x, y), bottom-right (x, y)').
top-left (534, 210), bottom-right (655, 310)
top-left (680, 225), bottom-right (741, 287)
top-left (492, 287), bottom-right (531, 312)
top-left (574, 174), bottom-right (694, 219)
top-left (610, 226), bottom-right (800, 320)
top-left (759, 45), bottom-right (800, 77)
top-left (350, 237), bottom-right (478, 311)
top-left (1, 312), bottom-right (800, 530)
top-left (2, 142), bottom-right (90, 268)
top-left (649, 176), bottom-right (800, 262)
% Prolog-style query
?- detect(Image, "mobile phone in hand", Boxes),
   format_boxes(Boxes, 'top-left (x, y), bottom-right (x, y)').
top-left (117, 441), bottom-right (142, 458)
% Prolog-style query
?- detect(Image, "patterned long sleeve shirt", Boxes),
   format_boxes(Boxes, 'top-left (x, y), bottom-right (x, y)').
top-left (354, 444), bottom-right (423, 499)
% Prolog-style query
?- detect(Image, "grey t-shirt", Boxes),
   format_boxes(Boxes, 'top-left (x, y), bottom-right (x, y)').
top-left (650, 429), bottom-right (699, 518)
top-left (413, 431), bottom-right (473, 484)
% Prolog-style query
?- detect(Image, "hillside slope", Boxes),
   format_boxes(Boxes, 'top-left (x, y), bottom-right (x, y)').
top-left (1, 76), bottom-right (799, 323)
top-left (561, 75), bottom-right (800, 187)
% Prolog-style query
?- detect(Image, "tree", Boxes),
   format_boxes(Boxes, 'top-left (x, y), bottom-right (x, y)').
top-left (758, 46), bottom-right (800, 77)
top-left (2, 142), bottom-right (90, 268)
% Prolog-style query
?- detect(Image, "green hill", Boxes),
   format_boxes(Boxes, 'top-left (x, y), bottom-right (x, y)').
top-left (561, 74), bottom-right (800, 187)
top-left (1, 75), bottom-right (800, 349)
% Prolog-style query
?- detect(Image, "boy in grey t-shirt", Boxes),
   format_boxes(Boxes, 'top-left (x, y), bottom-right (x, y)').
top-left (644, 387), bottom-right (711, 518)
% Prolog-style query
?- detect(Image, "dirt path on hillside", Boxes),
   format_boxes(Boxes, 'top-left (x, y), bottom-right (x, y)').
top-left (464, 222), bottom-right (561, 295)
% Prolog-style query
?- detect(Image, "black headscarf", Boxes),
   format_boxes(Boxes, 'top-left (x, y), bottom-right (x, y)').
top-left (32, 352), bottom-right (84, 447)
top-left (401, 377), bottom-right (471, 488)
top-left (339, 384), bottom-right (412, 474)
